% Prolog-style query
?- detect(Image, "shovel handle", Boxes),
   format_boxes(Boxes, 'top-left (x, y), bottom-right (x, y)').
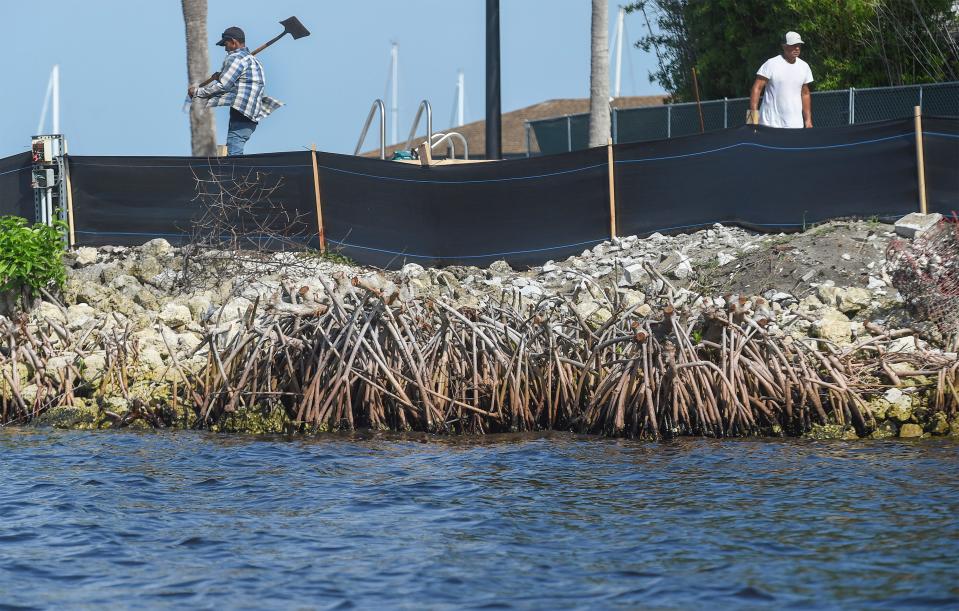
top-left (250, 31), bottom-right (287, 56)
top-left (196, 71), bottom-right (221, 89)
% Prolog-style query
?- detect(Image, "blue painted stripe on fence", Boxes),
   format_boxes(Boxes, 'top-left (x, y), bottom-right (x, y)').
top-left (615, 133), bottom-right (914, 164)
top-left (314, 163), bottom-right (610, 185)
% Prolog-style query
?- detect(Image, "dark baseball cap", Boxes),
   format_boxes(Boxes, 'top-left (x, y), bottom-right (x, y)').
top-left (216, 26), bottom-right (245, 46)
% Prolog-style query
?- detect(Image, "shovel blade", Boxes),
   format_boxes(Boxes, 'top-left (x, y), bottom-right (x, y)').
top-left (281, 16), bottom-right (310, 40)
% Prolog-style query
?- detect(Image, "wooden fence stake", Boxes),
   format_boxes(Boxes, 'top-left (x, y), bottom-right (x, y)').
top-left (607, 137), bottom-right (617, 238)
top-left (310, 144), bottom-right (327, 253)
top-left (913, 106), bottom-right (928, 214)
top-left (64, 156), bottom-right (76, 248)
top-left (692, 67), bottom-right (705, 133)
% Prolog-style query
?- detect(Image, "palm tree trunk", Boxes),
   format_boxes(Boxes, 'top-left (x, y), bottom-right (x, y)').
top-left (182, 0), bottom-right (217, 156)
top-left (588, 0), bottom-right (611, 148)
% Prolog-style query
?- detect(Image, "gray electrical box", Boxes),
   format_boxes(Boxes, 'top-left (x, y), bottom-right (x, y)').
top-left (31, 134), bottom-right (69, 228)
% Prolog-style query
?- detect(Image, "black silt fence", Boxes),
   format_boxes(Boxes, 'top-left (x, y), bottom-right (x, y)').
top-left (0, 117), bottom-right (955, 270)
top-left (613, 119), bottom-right (932, 239)
top-left (67, 152), bottom-right (319, 248)
top-left (0, 152), bottom-right (34, 220)
top-left (313, 148), bottom-right (610, 268)
top-left (923, 117), bottom-right (959, 213)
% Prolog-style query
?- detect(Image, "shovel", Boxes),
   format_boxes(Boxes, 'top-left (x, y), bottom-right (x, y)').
top-left (184, 16), bottom-right (310, 108)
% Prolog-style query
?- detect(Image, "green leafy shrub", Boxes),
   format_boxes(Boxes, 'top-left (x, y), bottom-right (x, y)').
top-left (0, 215), bottom-right (67, 294)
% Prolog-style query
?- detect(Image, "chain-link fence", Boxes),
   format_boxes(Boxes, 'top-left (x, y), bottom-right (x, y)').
top-left (887, 215), bottom-right (959, 349)
top-left (528, 81), bottom-right (959, 156)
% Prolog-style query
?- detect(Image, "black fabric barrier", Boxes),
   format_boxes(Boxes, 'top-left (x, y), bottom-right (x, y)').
top-left (923, 116), bottom-right (959, 215)
top-left (68, 152), bottom-right (319, 248)
top-left (0, 152), bottom-right (34, 221)
top-left (313, 148), bottom-right (610, 268)
top-left (6, 117), bottom-right (954, 270)
top-left (613, 118), bottom-right (931, 238)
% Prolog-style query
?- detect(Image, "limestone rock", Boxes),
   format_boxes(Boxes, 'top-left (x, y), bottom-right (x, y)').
top-left (45, 355), bottom-right (77, 383)
top-left (836, 287), bottom-right (872, 314)
top-left (99, 263), bottom-right (125, 285)
top-left (399, 263), bottom-right (426, 279)
top-left (672, 258), bottom-right (693, 280)
top-left (807, 423), bottom-right (858, 440)
top-left (140, 238), bottom-right (173, 258)
top-left (80, 353), bottom-right (107, 383)
top-left (73, 281), bottom-right (110, 306)
top-left (574, 300), bottom-right (613, 325)
top-left (178, 332), bottom-right (204, 354)
top-left (66, 304), bottom-right (97, 330)
top-left (133, 328), bottom-right (164, 352)
top-left (870, 421), bottom-right (898, 439)
top-left (139, 348), bottom-right (165, 370)
top-left (813, 308), bottom-right (852, 344)
top-left (488, 260), bottom-right (513, 276)
top-left (883, 388), bottom-right (914, 422)
top-left (133, 289), bottom-right (160, 311)
top-left (619, 290), bottom-right (645, 310)
top-left (74, 247), bottom-right (98, 266)
top-left (930, 412), bottom-right (950, 435)
top-left (886, 335), bottom-right (918, 353)
top-left (36, 301), bottom-right (66, 325)
top-left (109, 274), bottom-right (144, 299)
top-left (217, 297), bottom-right (254, 323)
top-left (899, 423), bottom-right (924, 438)
top-left (159, 303), bottom-right (192, 328)
top-left (817, 286), bottom-right (871, 314)
top-left (519, 284), bottom-right (543, 299)
top-left (185, 294), bottom-right (214, 322)
top-left (620, 264), bottom-right (648, 287)
top-left (717, 252), bottom-right (736, 266)
top-left (38, 403), bottom-right (98, 429)
top-left (799, 294), bottom-right (823, 312)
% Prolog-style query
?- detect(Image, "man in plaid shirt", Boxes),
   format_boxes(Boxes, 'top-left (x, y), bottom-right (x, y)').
top-left (188, 26), bottom-right (283, 155)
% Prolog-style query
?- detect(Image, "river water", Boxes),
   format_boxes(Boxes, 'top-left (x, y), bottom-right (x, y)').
top-left (1, 429), bottom-right (957, 609)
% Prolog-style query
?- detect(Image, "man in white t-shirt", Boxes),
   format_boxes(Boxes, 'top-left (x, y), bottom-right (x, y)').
top-left (748, 31), bottom-right (814, 128)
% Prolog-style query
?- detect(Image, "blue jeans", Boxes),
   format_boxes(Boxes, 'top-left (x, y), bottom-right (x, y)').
top-left (227, 109), bottom-right (257, 156)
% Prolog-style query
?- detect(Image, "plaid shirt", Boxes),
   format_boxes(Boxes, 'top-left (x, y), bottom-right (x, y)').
top-left (193, 47), bottom-right (283, 121)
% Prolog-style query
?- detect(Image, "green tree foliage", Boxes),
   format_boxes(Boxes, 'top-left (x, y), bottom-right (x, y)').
top-left (0, 216), bottom-right (67, 295)
top-left (627, 0), bottom-right (959, 101)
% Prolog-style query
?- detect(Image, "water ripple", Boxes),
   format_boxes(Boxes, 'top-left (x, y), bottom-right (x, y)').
top-left (0, 429), bottom-right (957, 608)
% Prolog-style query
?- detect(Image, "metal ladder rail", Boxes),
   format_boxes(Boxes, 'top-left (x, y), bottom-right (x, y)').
top-left (428, 132), bottom-right (469, 160)
top-left (404, 100), bottom-right (433, 153)
top-left (354, 99), bottom-right (387, 159)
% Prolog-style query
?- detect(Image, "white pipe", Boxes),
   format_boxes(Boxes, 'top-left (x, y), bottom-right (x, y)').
top-left (613, 7), bottom-right (624, 98)
top-left (457, 70), bottom-right (465, 127)
top-left (390, 43), bottom-right (398, 145)
top-left (52, 65), bottom-right (60, 134)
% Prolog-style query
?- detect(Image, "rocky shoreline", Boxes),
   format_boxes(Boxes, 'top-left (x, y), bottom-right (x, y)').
top-left (2, 219), bottom-right (957, 439)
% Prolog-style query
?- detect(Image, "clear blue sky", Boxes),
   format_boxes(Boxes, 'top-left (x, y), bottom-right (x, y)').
top-left (0, 1), bottom-right (661, 158)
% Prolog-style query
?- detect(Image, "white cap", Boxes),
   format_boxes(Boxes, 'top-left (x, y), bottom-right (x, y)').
top-left (784, 31), bottom-right (804, 45)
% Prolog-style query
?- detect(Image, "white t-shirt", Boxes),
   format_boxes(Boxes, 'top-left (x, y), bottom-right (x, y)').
top-left (756, 55), bottom-right (813, 128)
